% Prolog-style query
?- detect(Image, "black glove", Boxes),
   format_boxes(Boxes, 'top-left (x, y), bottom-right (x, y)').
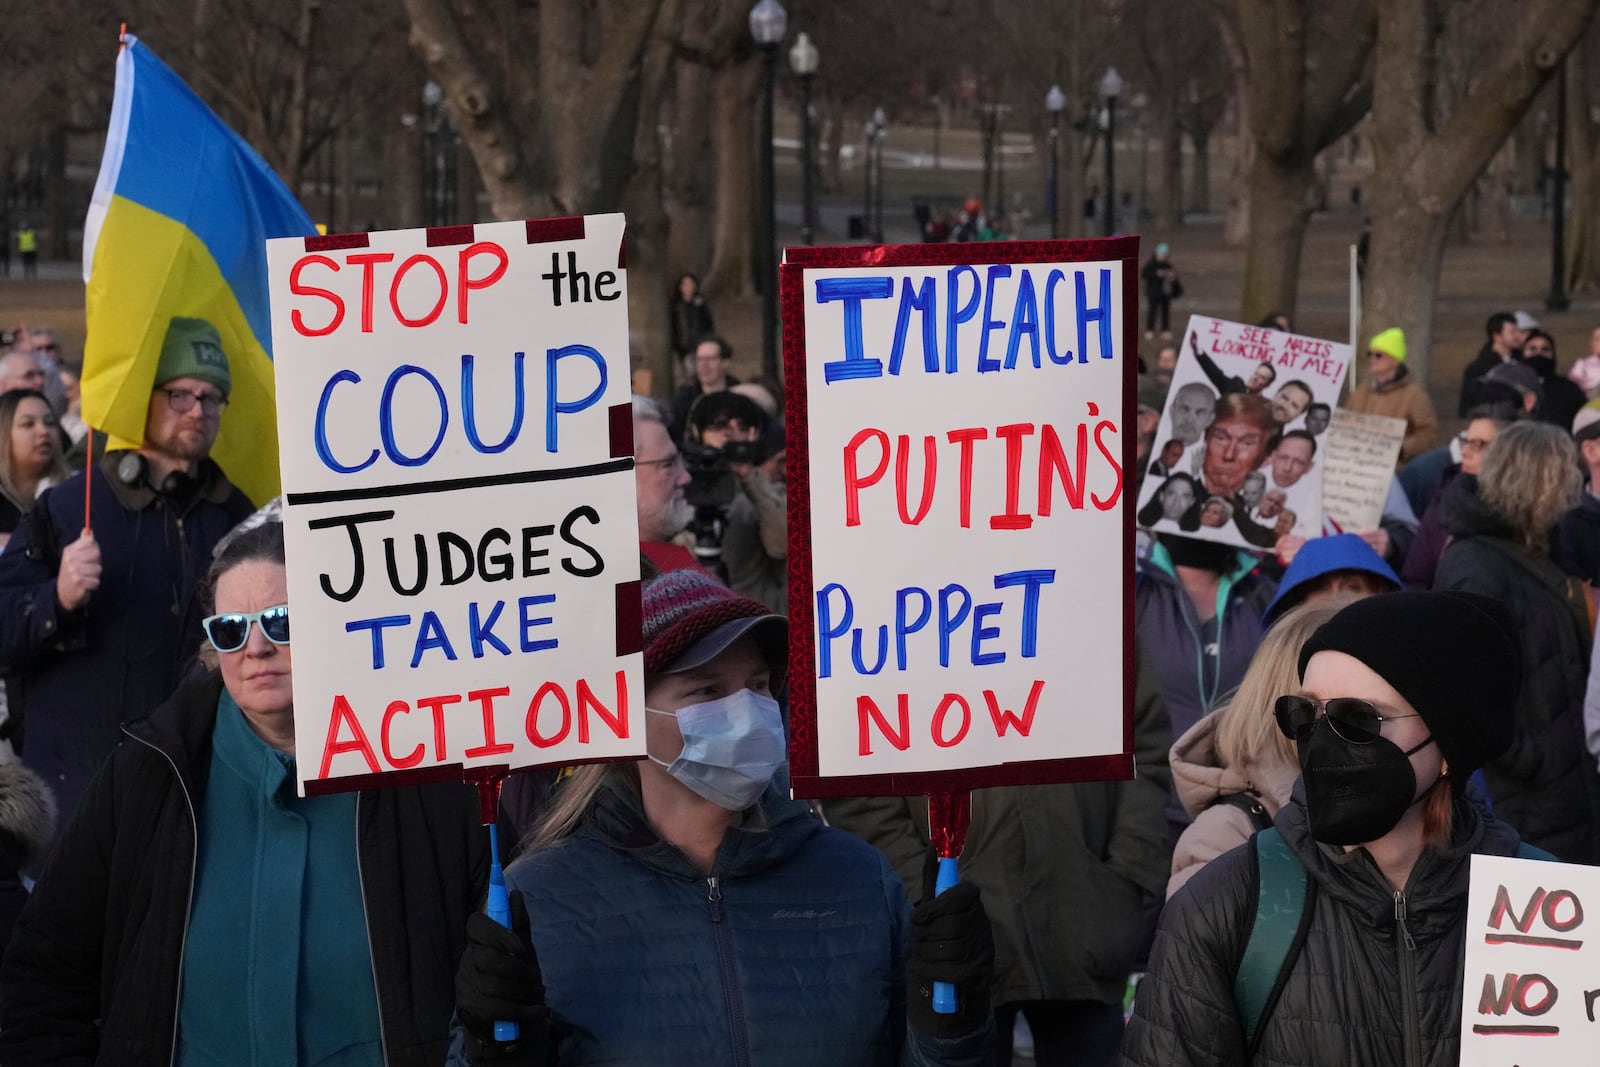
top-left (905, 879), bottom-right (995, 1039)
top-left (456, 889), bottom-right (550, 1065)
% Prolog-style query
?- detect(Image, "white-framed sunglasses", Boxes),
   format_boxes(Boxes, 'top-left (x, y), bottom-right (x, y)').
top-left (203, 604), bottom-right (290, 653)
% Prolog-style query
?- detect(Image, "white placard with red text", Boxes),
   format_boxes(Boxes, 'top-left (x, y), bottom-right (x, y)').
top-left (1460, 853), bottom-right (1600, 1064)
top-left (267, 215), bottom-right (644, 795)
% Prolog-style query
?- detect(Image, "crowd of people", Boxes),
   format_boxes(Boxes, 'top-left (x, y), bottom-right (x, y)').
top-left (0, 276), bottom-right (1596, 1065)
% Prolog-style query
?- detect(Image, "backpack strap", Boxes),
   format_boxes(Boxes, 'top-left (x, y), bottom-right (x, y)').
top-left (1234, 827), bottom-right (1317, 1057)
top-left (1215, 791), bottom-right (1273, 833)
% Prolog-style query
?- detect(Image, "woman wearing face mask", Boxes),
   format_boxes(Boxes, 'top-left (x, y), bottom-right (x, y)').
top-left (450, 569), bottom-right (995, 1067)
top-left (1124, 591), bottom-right (1540, 1067)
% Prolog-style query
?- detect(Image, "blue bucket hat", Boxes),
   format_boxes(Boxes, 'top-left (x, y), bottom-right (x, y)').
top-left (1263, 533), bottom-right (1400, 626)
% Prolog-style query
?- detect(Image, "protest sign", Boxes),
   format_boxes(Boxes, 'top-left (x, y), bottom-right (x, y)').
top-left (1135, 316), bottom-right (1352, 551)
top-left (267, 215), bottom-right (644, 795)
top-left (1460, 853), bottom-right (1600, 1063)
top-left (1322, 409), bottom-right (1406, 532)
top-left (781, 238), bottom-right (1137, 797)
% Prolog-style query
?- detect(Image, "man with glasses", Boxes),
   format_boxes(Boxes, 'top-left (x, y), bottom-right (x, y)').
top-left (633, 394), bottom-right (696, 575)
top-left (0, 316), bottom-right (253, 820)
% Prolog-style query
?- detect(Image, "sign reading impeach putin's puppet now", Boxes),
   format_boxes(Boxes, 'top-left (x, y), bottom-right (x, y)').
top-left (1137, 316), bottom-right (1352, 551)
top-left (781, 239), bottom-right (1138, 798)
top-left (267, 215), bottom-right (644, 795)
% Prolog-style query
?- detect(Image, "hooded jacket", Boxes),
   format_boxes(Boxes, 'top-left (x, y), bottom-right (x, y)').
top-left (1166, 709), bottom-right (1298, 899)
top-left (1347, 364), bottom-right (1438, 464)
top-left (0, 671), bottom-right (489, 1067)
top-left (1551, 490), bottom-right (1600, 586)
top-left (1136, 543), bottom-right (1275, 833)
top-left (466, 779), bottom-right (990, 1067)
top-left (1433, 478), bottom-right (1600, 863)
top-left (1123, 788), bottom-right (1525, 1067)
top-left (825, 652), bottom-right (1172, 1010)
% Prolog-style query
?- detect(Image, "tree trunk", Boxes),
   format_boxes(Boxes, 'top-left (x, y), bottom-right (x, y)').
top-left (1361, 186), bottom-right (1449, 396)
top-left (1240, 154), bottom-right (1316, 322)
top-left (704, 57), bottom-right (760, 297)
top-left (1189, 126), bottom-right (1212, 213)
top-left (1566, 53), bottom-right (1600, 292)
top-left (623, 1), bottom-right (681, 400)
top-left (1158, 107), bottom-right (1184, 231)
top-left (666, 60), bottom-right (715, 277)
top-left (1215, 15), bottom-right (1252, 246)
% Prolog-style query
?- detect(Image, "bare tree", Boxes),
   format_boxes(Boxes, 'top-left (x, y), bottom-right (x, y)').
top-left (1565, 26), bottom-right (1600, 293)
top-left (1363, 0), bottom-right (1600, 384)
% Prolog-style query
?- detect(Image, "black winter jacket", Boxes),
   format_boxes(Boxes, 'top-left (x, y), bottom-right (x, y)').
top-left (0, 671), bottom-right (489, 1066)
top-left (1122, 788), bottom-right (1524, 1067)
top-left (1552, 491), bottom-right (1600, 585)
top-left (1434, 478), bottom-right (1600, 863)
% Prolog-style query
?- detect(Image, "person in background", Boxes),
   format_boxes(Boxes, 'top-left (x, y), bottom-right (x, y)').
top-left (1459, 310), bottom-right (1522, 416)
top-left (448, 570), bottom-right (995, 1066)
top-left (669, 335), bottom-right (739, 440)
top-left (1136, 535), bottom-right (1276, 842)
top-left (828, 652), bottom-right (1172, 1067)
top-left (667, 273), bottom-right (714, 367)
top-left (1519, 328), bottom-right (1586, 430)
top-left (631, 395), bottom-right (696, 575)
top-left (1435, 422), bottom-right (1600, 862)
top-left (0, 523), bottom-right (489, 1065)
top-left (1152, 343), bottom-right (1179, 390)
top-left (0, 390), bottom-right (69, 545)
top-left (54, 365), bottom-right (87, 450)
top-left (684, 391), bottom-right (787, 611)
top-left (1256, 312), bottom-right (1291, 332)
top-left (1567, 324), bottom-right (1600, 399)
top-left (1552, 400), bottom-right (1600, 589)
top-left (1134, 378), bottom-right (1167, 484)
top-left (1141, 243), bottom-right (1180, 340)
top-left (1167, 597), bottom-right (1360, 898)
top-left (1346, 328), bottom-right (1437, 464)
top-left (1259, 533), bottom-right (1399, 627)
top-left (1479, 359), bottom-right (1543, 421)
top-left (1400, 406), bottom-right (1513, 590)
top-left (0, 317), bottom-right (255, 818)
top-left (1124, 592), bottom-right (1533, 1066)
top-left (0, 350), bottom-right (47, 396)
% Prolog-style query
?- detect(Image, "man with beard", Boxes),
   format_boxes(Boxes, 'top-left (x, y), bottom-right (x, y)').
top-left (0, 318), bottom-right (254, 820)
top-left (633, 395), bottom-right (695, 575)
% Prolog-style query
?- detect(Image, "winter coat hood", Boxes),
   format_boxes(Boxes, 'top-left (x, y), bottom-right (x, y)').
top-left (1169, 707), bottom-right (1298, 821)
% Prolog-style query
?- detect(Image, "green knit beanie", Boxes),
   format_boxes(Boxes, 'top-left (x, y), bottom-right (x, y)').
top-left (155, 317), bottom-right (231, 396)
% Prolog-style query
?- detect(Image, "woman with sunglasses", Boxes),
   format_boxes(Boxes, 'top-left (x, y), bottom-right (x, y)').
top-left (0, 522), bottom-right (489, 1066)
top-left (1125, 591), bottom-right (1537, 1067)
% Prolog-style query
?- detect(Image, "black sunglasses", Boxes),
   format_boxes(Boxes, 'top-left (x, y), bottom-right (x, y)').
top-left (1273, 695), bottom-right (1421, 745)
top-left (203, 604), bottom-right (290, 653)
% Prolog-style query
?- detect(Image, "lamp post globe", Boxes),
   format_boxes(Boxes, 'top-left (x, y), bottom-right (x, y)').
top-left (1046, 85), bottom-right (1065, 238)
top-left (1100, 67), bottom-right (1123, 237)
top-left (790, 32), bottom-right (819, 245)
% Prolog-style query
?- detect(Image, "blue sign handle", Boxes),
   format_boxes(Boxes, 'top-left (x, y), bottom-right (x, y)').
top-left (931, 856), bottom-right (959, 1015)
top-left (486, 823), bottom-right (521, 1043)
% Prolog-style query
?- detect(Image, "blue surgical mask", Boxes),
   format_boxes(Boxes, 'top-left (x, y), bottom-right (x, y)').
top-left (647, 689), bottom-right (787, 811)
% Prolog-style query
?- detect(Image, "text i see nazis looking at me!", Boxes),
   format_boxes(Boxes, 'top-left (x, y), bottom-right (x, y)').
top-left (791, 251), bottom-right (1130, 791)
top-left (267, 215), bottom-right (646, 795)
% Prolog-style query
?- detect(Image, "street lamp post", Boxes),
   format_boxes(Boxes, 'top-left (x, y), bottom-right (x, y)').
top-left (862, 116), bottom-right (878, 239)
top-left (1100, 67), bottom-right (1123, 237)
top-left (789, 32), bottom-right (819, 245)
top-left (1046, 84), bottom-right (1066, 239)
top-left (871, 107), bottom-right (887, 243)
top-left (1547, 60), bottom-right (1570, 312)
top-left (749, 0), bottom-right (787, 382)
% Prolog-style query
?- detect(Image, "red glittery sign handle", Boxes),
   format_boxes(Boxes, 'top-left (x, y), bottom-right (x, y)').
top-left (928, 790), bottom-right (971, 859)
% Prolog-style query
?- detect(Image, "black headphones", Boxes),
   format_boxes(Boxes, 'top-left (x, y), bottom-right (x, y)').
top-left (115, 452), bottom-right (198, 500)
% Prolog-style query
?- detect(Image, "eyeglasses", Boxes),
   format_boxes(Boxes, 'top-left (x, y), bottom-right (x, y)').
top-left (203, 604), bottom-right (290, 653)
top-left (636, 452), bottom-right (686, 473)
top-left (1455, 433), bottom-right (1493, 453)
top-left (1274, 695), bottom-right (1421, 744)
top-left (162, 387), bottom-right (228, 417)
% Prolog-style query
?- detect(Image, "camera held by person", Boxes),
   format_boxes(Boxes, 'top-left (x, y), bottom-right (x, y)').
top-left (682, 392), bottom-right (788, 610)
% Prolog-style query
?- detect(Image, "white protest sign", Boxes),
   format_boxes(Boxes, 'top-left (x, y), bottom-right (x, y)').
top-left (1323, 409), bottom-right (1406, 532)
top-left (782, 240), bottom-right (1136, 797)
top-left (1136, 316), bottom-right (1351, 551)
top-left (1460, 853), bottom-right (1600, 1063)
top-left (268, 215), bottom-right (644, 795)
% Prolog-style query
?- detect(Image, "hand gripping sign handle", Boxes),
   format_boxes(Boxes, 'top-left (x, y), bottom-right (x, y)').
top-left (930, 856), bottom-right (961, 1014)
top-left (486, 825), bottom-right (521, 1043)
top-left (927, 790), bottom-right (971, 1016)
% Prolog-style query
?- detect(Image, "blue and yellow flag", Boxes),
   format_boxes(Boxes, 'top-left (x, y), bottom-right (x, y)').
top-left (82, 35), bottom-right (316, 505)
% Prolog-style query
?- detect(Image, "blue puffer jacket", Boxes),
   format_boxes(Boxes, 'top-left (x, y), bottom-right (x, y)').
top-left (454, 780), bottom-right (990, 1067)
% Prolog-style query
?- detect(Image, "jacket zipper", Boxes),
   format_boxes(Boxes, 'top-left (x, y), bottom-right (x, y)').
top-left (354, 792), bottom-right (393, 1065)
top-left (124, 730), bottom-right (199, 1067)
top-left (707, 876), bottom-right (751, 1067)
top-left (1394, 890), bottom-right (1421, 1067)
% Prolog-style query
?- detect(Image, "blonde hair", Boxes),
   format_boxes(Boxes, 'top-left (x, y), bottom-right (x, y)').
top-left (525, 762), bottom-right (640, 851)
top-left (1479, 421), bottom-right (1581, 547)
top-left (1214, 596), bottom-right (1361, 778)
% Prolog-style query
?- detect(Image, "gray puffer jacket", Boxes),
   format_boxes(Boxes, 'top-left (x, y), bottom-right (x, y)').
top-left (1122, 786), bottom-right (1523, 1067)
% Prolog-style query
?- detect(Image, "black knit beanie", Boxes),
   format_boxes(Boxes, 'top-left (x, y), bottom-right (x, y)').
top-left (1297, 591), bottom-right (1521, 776)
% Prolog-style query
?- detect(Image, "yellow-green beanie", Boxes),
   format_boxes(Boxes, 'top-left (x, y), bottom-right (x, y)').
top-left (1368, 327), bottom-right (1407, 362)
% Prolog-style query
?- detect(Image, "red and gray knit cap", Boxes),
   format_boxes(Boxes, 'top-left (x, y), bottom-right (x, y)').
top-left (641, 568), bottom-right (787, 676)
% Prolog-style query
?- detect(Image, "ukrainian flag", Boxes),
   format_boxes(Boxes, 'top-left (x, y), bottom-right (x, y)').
top-left (82, 35), bottom-right (316, 506)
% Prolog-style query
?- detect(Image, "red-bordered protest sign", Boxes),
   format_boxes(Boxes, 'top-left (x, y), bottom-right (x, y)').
top-left (267, 215), bottom-right (645, 798)
top-left (782, 237), bottom-right (1139, 799)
